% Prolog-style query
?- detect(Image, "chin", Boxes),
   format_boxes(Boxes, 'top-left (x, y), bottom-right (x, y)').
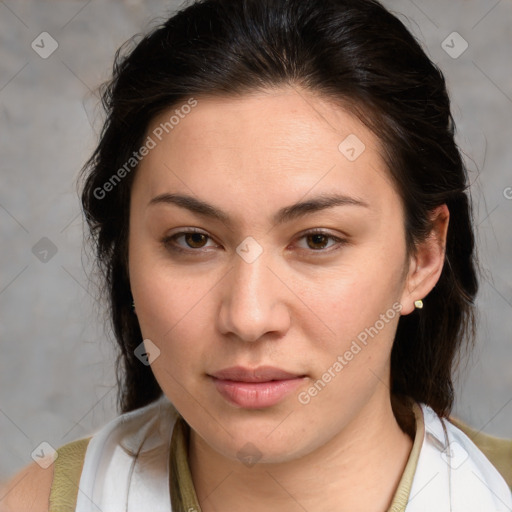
top-left (191, 412), bottom-right (319, 466)
top-left (219, 435), bottom-right (311, 466)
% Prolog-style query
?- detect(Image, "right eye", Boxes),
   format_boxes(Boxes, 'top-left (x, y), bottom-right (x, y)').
top-left (161, 228), bottom-right (219, 254)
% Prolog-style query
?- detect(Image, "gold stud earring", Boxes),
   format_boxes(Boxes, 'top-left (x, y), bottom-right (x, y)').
top-left (414, 299), bottom-right (423, 309)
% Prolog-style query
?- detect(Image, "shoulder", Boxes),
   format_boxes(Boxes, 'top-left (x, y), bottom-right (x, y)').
top-left (74, 397), bottom-right (179, 510)
top-left (448, 414), bottom-right (512, 489)
top-left (1, 397), bottom-right (179, 512)
top-left (1, 437), bottom-right (91, 512)
top-left (1, 461), bottom-right (54, 512)
top-left (410, 403), bottom-right (512, 509)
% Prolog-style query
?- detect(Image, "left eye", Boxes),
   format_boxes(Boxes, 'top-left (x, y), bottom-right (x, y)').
top-left (296, 231), bottom-right (343, 251)
top-left (162, 229), bottom-right (345, 253)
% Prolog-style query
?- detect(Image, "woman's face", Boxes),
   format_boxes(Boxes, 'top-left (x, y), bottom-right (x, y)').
top-left (128, 86), bottom-right (420, 463)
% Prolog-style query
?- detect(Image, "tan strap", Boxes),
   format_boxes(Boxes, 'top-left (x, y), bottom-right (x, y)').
top-left (49, 437), bottom-right (91, 512)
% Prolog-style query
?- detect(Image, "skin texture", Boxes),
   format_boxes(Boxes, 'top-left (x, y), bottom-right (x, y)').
top-left (127, 86), bottom-right (449, 512)
top-left (0, 462), bottom-right (53, 512)
top-left (1, 86), bottom-right (449, 512)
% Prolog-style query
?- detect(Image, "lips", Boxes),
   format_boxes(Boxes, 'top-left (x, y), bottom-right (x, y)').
top-left (210, 365), bottom-right (304, 383)
top-left (208, 366), bottom-right (307, 408)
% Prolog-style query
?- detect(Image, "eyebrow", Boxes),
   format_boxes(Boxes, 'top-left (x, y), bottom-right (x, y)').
top-left (148, 192), bottom-right (369, 227)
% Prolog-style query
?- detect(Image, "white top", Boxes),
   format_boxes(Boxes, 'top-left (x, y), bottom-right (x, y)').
top-left (75, 394), bottom-right (512, 512)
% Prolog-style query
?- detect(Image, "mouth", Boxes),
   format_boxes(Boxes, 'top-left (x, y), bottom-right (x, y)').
top-left (208, 366), bottom-right (308, 409)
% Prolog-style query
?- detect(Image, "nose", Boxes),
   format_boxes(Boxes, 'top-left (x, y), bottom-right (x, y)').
top-left (217, 246), bottom-right (291, 343)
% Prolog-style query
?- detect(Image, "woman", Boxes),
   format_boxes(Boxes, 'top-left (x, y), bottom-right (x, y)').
top-left (3, 0), bottom-right (512, 510)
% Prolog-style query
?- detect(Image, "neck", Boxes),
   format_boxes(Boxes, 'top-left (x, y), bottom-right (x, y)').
top-left (188, 390), bottom-right (414, 512)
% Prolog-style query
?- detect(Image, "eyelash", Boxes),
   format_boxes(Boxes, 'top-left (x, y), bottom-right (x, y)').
top-left (161, 228), bottom-right (347, 255)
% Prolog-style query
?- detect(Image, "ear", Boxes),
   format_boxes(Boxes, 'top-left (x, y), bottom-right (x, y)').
top-left (399, 204), bottom-right (449, 315)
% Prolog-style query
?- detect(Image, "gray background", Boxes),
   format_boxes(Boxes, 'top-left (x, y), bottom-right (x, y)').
top-left (0, 0), bottom-right (511, 482)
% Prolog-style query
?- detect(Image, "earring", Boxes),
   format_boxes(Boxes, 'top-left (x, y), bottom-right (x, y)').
top-left (132, 300), bottom-right (136, 313)
top-left (414, 299), bottom-right (423, 309)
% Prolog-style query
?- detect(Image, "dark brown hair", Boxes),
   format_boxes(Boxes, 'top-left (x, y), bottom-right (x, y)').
top-left (80, 0), bottom-right (478, 418)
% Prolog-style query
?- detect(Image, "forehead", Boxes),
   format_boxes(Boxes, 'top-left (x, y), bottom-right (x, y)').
top-left (146, 87), bottom-right (376, 157)
top-left (132, 87), bottom-right (401, 223)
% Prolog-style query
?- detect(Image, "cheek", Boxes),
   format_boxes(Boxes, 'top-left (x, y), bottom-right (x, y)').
top-left (296, 269), bottom-right (403, 414)
top-left (130, 265), bottom-right (213, 412)
top-left (303, 252), bottom-right (404, 341)
top-left (297, 247), bottom-right (406, 403)
top-left (128, 223), bottom-right (210, 336)
top-left (131, 264), bottom-right (211, 352)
